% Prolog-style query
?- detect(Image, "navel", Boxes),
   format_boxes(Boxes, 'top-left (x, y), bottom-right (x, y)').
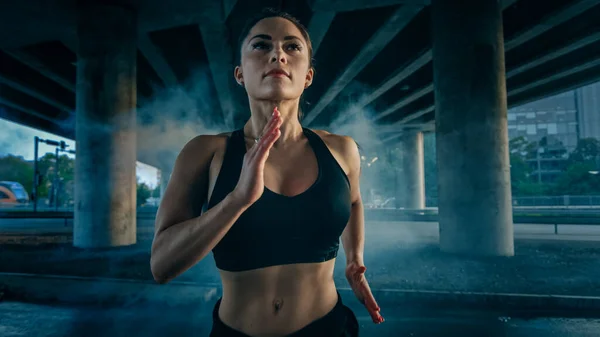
top-left (272, 298), bottom-right (284, 315)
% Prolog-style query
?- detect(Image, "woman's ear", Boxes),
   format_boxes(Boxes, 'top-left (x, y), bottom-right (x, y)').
top-left (234, 66), bottom-right (244, 86)
top-left (305, 67), bottom-right (314, 88)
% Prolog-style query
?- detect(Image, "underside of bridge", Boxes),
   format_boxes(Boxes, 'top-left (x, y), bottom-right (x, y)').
top-left (1, 0), bottom-right (599, 252)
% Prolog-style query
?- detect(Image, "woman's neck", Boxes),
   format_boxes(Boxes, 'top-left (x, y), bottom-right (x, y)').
top-left (244, 99), bottom-right (304, 146)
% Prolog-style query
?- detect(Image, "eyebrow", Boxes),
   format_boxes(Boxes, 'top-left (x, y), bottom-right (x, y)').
top-left (248, 34), bottom-right (303, 42)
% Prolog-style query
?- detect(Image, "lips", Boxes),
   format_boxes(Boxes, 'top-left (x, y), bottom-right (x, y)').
top-left (265, 69), bottom-right (290, 77)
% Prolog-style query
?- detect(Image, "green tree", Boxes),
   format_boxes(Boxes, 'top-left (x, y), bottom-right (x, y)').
top-left (568, 138), bottom-right (599, 164)
top-left (553, 162), bottom-right (600, 195)
top-left (509, 136), bottom-right (537, 159)
top-left (35, 153), bottom-right (76, 206)
top-left (0, 155), bottom-right (34, 193)
top-left (508, 136), bottom-right (547, 196)
top-left (136, 178), bottom-right (152, 207)
top-left (152, 185), bottom-right (161, 198)
top-left (538, 136), bottom-right (568, 160)
top-left (550, 137), bottom-right (600, 195)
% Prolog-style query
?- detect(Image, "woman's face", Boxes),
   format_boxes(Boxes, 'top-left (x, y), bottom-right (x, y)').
top-left (235, 17), bottom-right (313, 101)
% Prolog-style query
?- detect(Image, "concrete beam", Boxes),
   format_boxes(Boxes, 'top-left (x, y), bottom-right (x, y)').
top-left (200, 24), bottom-right (236, 129)
top-left (507, 30), bottom-right (600, 79)
top-left (362, 50), bottom-right (431, 110)
top-left (371, 0), bottom-right (541, 124)
top-left (395, 104), bottom-right (434, 124)
top-left (374, 83), bottom-right (433, 121)
top-left (508, 57), bottom-right (600, 97)
top-left (0, 97), bottom-right (59, 124)
top-left (505, 0), bottom-right (598, 52)
top-left (60, 37), bottom-right (77, 57)
top-left (353, 0), bottom-right (514, 123)
top-left (502, 0), bottom-right (520, 9)
top-left (508, 74), bottom-right (600, 109)
top-left (381, 104), bottom-right (434, 129)
top-left (3, 49), bottom-right (75, 92)
top-left (222, 0), bottom-right (238, 21)
top-left (377, 104), bottom-right (435, 132)
top-left (381, 121), bottom-right (434, 142)
top-left (308, 0), bottom-right (519, 13)
top-left (0, 73), bottom-right (72, 113)
top-left (309, 0), bottom-right (429, 12)
top-left (307, 11), bottom-right (336, 55)
top-left (138, 33), bottom-right (178, 88)
top-left (303, 5), bottom-right (423, 125)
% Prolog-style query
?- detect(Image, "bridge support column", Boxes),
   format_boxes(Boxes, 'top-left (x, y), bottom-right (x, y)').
top-left (432, 0), bottom-right (514, 256)
top-left (73, 3), bottom-right (138, 248)
top-left (396, 131), bottom-right (425, 209)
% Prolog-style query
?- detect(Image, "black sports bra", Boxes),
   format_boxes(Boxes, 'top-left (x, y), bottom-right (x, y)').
top-left (207, 128), bottom-right (352, 272)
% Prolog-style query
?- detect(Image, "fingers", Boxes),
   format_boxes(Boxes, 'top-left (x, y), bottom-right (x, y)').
top-left (347, 264), bottom-right (384, 324)
top-left (248, 108), bottom-right (281, 156)
top-left (259, 107), bottom-right (280, 139)
top-left (253, 118), bottom-right (281, 164)
top-left (360, 278), bottom-right (380, 312)
top-left (362, 285), bottom-right (383, 324)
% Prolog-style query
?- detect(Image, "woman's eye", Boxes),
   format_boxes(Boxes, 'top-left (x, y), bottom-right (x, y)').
top-left (252, 41), bottom-right (270, 50)
top-left (287, 43), bottom-right (302, 51)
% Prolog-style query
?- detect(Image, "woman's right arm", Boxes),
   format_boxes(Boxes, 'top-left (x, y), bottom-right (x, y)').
top-left (150, 109), bottom-right (282, 284)
top-left (150, 135), bottom-right (247, 284)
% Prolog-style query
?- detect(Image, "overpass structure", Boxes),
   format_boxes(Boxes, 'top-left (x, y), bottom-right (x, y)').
top-left (1, 0), bottom-right (599, 255)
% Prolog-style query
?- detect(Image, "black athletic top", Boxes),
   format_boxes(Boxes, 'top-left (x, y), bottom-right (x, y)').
top-left (207, 128), bottom-right (352, 272)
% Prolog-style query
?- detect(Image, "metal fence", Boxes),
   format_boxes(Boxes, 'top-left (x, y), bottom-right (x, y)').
top-left (425, 195), bottom-right (600, 208)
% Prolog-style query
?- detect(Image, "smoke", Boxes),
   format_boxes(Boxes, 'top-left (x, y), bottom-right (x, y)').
top-left (136, 69), bottom-right (227, 170)
top-left (308, 81), bottom-right (427, 247)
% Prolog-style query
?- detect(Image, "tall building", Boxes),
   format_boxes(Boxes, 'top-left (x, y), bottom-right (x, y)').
top-left (507, 81), bottom-right (600, 182)
top-left (576, 82), bottom-right (600, 141)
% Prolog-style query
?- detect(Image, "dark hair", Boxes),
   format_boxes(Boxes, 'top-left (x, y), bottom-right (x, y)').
top-left (237, 8), bottom-right (314, 121)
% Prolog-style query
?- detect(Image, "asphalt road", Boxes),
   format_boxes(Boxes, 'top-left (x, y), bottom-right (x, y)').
top-left (2, 218), bottom-right (600, 239)
top-left (2, 300), bottom-right (600, 337)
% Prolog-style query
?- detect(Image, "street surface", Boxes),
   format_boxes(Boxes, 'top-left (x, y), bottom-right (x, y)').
top-left (2, 300), bottom-right (600, 337)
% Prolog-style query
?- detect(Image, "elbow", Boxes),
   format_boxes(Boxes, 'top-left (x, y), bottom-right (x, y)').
top-left (150, 258), bottom-right (171, 285)
top-left (150, 245), bottom-right (171, 285)
top-left (150, 256), bottom-right (166, 284)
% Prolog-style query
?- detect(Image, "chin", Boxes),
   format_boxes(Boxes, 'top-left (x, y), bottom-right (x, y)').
top-left (257, 87), bottom-right (299, 101)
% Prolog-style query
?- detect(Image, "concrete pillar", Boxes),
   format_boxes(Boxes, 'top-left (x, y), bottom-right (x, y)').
top-left (432, 0), bottom-right (514, 256)
top-left (73, 3), bottom-right (137, 248)
top-left (396, 131), bottom-right (425, 209)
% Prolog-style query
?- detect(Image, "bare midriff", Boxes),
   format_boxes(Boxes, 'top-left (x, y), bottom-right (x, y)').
top-left (217, 259), bottom-right (339, 337)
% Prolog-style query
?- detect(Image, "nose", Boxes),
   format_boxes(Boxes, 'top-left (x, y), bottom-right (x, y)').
top-left (270, 46), bottom-right (287, 64)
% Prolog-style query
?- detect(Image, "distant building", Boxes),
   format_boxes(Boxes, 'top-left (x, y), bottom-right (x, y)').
top-left (577, 82), bottom-right (600, 141)
top-left (507, 81), bottom-right (600, 183)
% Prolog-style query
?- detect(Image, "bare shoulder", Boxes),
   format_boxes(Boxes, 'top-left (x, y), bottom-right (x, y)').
top-left (180, 133), bottom-right (228, 156)
top-left (312, 129), bottom-right (359, 154)
top-left (311, 129), bottom-right (361, 174)
top-left (175, 132), bottom-right (231, 169)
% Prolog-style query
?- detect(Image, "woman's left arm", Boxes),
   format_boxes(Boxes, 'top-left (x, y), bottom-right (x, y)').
top-left (339, 136), bottom-right (384, 324)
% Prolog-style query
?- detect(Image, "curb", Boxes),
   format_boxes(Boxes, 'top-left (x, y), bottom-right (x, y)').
top-left (2, 272), bottom-right (600, 314)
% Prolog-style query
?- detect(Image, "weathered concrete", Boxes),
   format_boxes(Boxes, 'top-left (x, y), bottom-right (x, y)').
top-left (74, 3), bottom-right (138, 248)
top-left (396, 131), bottom-right (425, 209)
top-left (432, 0), bottom-right (514, 256)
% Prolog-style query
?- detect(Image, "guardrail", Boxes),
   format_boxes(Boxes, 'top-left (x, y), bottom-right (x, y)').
top-left (1, 209), bottom-right (599, 235)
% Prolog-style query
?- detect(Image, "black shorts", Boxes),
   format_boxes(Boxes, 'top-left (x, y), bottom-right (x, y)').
top-left (209, 291), bottom-right (359, 337)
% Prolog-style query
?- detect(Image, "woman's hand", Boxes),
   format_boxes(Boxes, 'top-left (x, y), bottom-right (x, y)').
top-left (231, 107), bottom-right (282, 207)
top-left (345, 262), bottom-right (384, 324)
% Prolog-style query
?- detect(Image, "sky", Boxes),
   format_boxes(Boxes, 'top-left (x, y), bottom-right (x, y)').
top-left (0, 118), bottom-right (159, 188)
